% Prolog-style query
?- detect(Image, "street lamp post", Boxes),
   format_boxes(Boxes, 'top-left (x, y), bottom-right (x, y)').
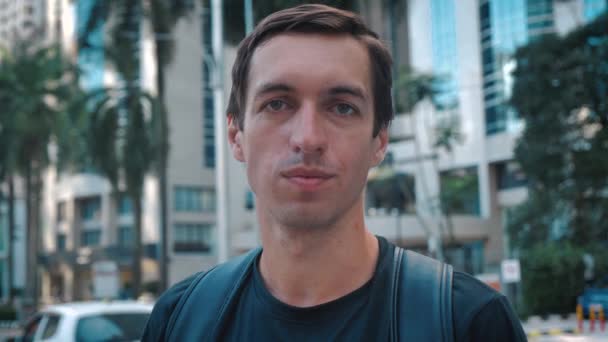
top-left (211, 0), bottom-right (229, 263)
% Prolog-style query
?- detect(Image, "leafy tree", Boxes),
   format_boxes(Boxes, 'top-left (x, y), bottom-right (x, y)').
top-left (520, 243), bottom-right (585, 316)
top-left (507, 13), bottom-right (608, 316)
top-left (508, 13), bottom-right (608, 250)
top-left (367, 67), bottom-right (463, 260)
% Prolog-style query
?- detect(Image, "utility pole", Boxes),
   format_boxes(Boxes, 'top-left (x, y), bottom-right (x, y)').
top-left (212, 0), bottom-right (229, 263)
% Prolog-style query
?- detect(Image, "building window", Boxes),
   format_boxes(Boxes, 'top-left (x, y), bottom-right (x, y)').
top-left (584, 0), bottom-right (607, 22)
top-left (56, 201), bottom-right (66, 223)
top-left (481, 0), bottom-right (555, 136)
top-left (79, 197), bottom-right (101, 221)
top-left (245, 190), bottom-right (255, 210)
top-left (440, 166), bottom-right (480, 216)
top-left (81, 230), bottom-right (101, 247)
top-left (76, 0), bottom-right (106, 91)
top-left (118, 226), bottom-right (132, 247)
top-left (173, 223), bottom-right (213, 253)
top-left (495, 160), bottom-right (527, 190)
top-left (366, 166), bottom-right (416, 214)
top-left (118, 194), bottom-right (132, 216)
top-left (430, 0), bottom-right (460, 111)
top-left (56, 233), bottom-right (66, 251)
top-left (174, 186), bottom-right (215, 212)
top-left (444, 240), bottom-right (485, 275)
top-left (0, 204), bottom-right (5, 252)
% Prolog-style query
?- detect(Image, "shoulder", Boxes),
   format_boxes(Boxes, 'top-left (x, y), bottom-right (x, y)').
top-left (452, 271), bottom-right (527, 341)
top-left (141, 249), bottom-right (261, 341)
top-left (141, 271), bottom-right (206, 342)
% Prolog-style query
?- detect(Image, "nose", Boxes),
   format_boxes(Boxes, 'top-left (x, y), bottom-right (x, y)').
top-left (288, 103), bottom-right (328, 155)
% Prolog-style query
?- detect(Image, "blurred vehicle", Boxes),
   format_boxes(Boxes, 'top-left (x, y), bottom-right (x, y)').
top-left (17, 301), bottom-right (153, 342)
top-left (578, 276), bottom-right (608, 319)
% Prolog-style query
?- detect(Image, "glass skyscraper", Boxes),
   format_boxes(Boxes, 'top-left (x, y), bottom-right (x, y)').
top-left (479, 0), bottom-right (554, 135)
top-left (430, 0), bottom-right (459, 111)
top-left (76, 0), bottom-right (105, 91)
top-left (584, 0), bottom-right (607, 22)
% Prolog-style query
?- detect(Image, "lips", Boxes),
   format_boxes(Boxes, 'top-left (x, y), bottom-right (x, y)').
top-left (281, 167), bottom-right (335, 191)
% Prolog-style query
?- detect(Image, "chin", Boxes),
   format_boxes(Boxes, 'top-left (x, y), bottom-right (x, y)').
top-left (274, 206), bottom-right (341, 230)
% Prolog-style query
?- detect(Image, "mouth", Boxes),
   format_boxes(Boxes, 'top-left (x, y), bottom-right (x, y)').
top-left (281, 167), bottom-right (336, 191)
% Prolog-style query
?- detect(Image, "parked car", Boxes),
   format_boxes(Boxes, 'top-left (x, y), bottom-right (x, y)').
top-left (17, 301), bottom-right (153, 342)
top-left (578, 276), bottom-right (608, 319)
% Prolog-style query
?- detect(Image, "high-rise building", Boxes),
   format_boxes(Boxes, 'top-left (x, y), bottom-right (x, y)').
top-left (0, 0), bottom-right (45, 46)
top-left (365, 0), bottom-right (606, 277)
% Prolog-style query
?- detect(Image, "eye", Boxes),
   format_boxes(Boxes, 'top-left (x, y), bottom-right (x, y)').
top-left (264, 99), bottom-right (288, 112)
top-left (333, 103), bottom-right (356, 116)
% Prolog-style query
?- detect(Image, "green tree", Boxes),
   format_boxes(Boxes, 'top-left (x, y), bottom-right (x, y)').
top-left (0, 43), bottom-right (82, 309)
top-left (367, 67), bottom-right (463, 260)
top-left (508, 13), bottom-right (607, 316)
top-left (0, 50), bottom-right (18, 304)
top-left (520, 243), bottom-right (585, 316)
top-left (508, 13), bottom-right (608, 250)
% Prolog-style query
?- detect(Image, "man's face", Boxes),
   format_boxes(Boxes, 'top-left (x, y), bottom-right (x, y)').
top-left (229, 33), bottom-right (388, 229)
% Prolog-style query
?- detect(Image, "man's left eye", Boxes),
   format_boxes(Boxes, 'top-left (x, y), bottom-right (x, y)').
top-left (334, 103), bottom-right (356, 116)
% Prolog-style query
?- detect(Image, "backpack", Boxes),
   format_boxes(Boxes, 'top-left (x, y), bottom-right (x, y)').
top-left (164, 246), bottom-right (454, 341)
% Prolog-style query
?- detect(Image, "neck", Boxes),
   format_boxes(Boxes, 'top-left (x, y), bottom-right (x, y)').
top-left (257, 203), bottom-right (379, 308)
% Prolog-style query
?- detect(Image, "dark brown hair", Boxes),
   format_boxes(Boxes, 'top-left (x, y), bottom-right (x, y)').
top-left (226, 4), bottom-right (393, 137)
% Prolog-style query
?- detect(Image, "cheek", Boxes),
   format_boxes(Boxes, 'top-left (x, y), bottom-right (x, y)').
top-left (344, 140), bottom-right (376, 167)
top-left (243, 142), bottom-right (276, 185)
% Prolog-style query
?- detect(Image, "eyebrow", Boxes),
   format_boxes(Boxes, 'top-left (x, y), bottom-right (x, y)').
top-left (327, 85), bottom-right (367, 101)
top-left (253, 82), bottom-right (294, 99)
top-left (252, 82), bottom-right (368, 101)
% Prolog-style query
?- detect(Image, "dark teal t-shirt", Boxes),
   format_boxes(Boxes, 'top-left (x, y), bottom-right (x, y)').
top-left (142, 237), bottom-right (527, 341)
top-left (220, 237), bottom-right (394, 341)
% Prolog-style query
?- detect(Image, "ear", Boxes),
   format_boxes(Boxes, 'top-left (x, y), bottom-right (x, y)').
top-left (228, 116), bottom-right (245, 162)
top-left (371, 128), bottom-right (388, 167)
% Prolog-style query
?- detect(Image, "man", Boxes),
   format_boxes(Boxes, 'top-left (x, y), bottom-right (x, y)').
top-left (142, 4), bottom-right (526, 341)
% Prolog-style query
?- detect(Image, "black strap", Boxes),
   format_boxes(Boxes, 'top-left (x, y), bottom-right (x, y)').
top-left (391, 247), bottom-right (454, 342)
top-left (166, 247), bottom-right (262, 341)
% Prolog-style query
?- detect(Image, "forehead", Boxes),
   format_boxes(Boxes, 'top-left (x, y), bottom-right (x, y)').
top-left (246, 33), bottom-right (372, 98)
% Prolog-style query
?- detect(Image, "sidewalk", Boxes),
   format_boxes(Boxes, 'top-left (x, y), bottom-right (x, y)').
top-left (523, 314), bottom-right (608, 340)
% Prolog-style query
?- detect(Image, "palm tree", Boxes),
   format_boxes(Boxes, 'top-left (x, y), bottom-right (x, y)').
top-left (80, 0), bottom-right (163, 297)
top-left (0, 43), bottom-right (81, 309)
top-left (80, 0), bottom-right (193, 293)
top-left (0, 57), bottom-right (17, 304)
top-left (86, 85), bottom-right (161, 298)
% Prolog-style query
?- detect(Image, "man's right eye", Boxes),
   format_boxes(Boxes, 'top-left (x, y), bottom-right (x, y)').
top-left (265, 99), bottom-right (288, 112)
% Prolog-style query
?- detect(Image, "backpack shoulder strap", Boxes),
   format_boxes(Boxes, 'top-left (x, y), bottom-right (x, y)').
top-left (391, 247), bottom-right (454, 342)
top-left (166, 247), bottom-right (262, 341)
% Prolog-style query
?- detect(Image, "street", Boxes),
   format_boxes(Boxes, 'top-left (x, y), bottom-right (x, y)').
top-left (524, 316), bottom-right (608, 342)
top-left (530, 333), bottom-right (608, 341)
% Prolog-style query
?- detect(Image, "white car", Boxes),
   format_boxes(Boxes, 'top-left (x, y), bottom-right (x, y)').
top-left (18, 301), bottom-right (153, 342)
